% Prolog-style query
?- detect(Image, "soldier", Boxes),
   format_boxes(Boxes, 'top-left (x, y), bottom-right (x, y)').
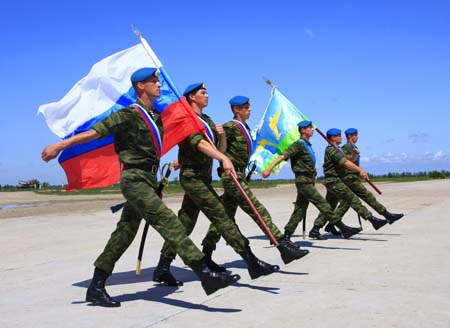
top-left (154, 83), bottom-right (279, 287)
top-left (262, 121), bottom-right (362, 241)
top-left (41, 68), bottom-right (240, 307)
top-left (331, 128), bottom-right (404, 226)
top-left (199, 96), bottom-right (309, 269)
top-left (309, 128), bottom-right (389, 240)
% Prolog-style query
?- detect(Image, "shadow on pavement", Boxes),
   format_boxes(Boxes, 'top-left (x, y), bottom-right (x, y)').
top-left (72, 285), bottom-right (242, 312)
top-left (233, 282), bottom-right (280, 294)
top-left (73, 267), bottom-right (198, 289)
top-left (296, 240), bottom-right (361, 251)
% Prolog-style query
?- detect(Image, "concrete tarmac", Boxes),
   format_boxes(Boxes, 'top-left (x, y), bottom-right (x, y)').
top-left (1, 180), bottom-right (449, 328)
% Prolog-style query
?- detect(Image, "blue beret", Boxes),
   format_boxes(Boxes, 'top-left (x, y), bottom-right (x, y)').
top-left (183, 82), bottom-right (206, 97)
top-left (327, 128), bottom-right (341, 137)
top-left (297, 120), bottom-right (313, 128)
top-left (229, 96), bottom-right (250, 106)
top-left (130, 67), bottom-right (158, 83)
top-left (345, 128), bottom-right (358, 135)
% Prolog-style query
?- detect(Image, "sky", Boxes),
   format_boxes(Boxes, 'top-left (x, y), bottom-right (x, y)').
top-left (0, 0), bottom-right (449, 186)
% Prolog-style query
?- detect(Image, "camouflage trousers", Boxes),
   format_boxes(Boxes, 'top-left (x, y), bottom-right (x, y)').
top-left (285, 180), bottom-right (340, 234)
top-left (94, 169), bottom-right (204, 275)
top-left (201, 172), bottom-right (283, 250)
top-left (161, 171), bottom-right (248, 259)
top-left (314, 178), bottom-right (372, 227)
top-left (335, 174), bottom-right (387, 218)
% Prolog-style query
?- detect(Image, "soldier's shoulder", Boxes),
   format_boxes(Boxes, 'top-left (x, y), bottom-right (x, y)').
top-left (202, 113), bottom-right (212, 120)
top-left (119, 105), bottom-right (137, 115)
top-left (341, 143), bottom-right (352, 154)
top-left (224, 121), bottom-right (239, 130)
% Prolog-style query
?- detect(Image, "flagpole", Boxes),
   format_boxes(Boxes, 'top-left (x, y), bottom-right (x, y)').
top-left (132, 26), bottom-right (162, 68)
top-left (229, 173), bottom-right (279, 246)
top-left (255, 77), bottom-right (276, 134)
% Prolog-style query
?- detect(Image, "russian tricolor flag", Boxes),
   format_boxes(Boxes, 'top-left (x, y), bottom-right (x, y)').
top-left (38, 43), bottom-right (205, 191)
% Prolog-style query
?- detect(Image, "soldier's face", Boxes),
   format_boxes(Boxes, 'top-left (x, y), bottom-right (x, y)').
top-left (302, 126), bottom-right (314, 138)
top-left (234, 104), bottom-right (251, 121)
top-left (140, 76), bottom-right (161, 99)
top-left (333, 135), bottom-right (342, 145)
top-left (191, 89), bottom-right (209, 108)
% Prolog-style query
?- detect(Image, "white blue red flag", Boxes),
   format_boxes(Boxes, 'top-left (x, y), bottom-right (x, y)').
top-left (38, 43), bottom-right (205, 190)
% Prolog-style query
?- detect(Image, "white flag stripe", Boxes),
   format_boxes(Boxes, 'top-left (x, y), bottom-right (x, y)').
top-left (38, 44), bottom-right (154, 138)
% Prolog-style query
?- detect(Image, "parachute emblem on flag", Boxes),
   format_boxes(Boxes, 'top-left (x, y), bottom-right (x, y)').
top-left (250, 88), bottom-right (311, 174)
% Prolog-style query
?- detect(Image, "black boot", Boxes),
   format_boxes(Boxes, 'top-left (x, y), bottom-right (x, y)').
top-left (191, 260), bottom-right (240, 295)
top-left (335, 221), bottom-right (362, 239)
top-left (202, 246), bottom-right (227, 273)
top-left (153, 254), bottom-right (184, 287)
top-left (282, 230), bottom-right (296, 244)
top-left (86, 268), bottom-right (121, 307)
top-left (383, 210), bottom-right (404, 224)
top-left (277, 240), bottom-right (309, 264)
top-left (308, 225), bottom-right (327, 240)
top-left (324, 223), bottom-right (340, 236)
top-left (367, 215), bottom-right (388, 230)
top-left (239, 246), bottom-right (280, 279)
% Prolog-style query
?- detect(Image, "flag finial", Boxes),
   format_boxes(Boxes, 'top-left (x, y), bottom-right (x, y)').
top-left (131, 25), bottom-right (141, 38)
top-left (262, 76), bottom-right (276, 90)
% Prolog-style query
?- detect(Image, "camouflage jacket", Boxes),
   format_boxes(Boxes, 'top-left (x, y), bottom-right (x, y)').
top-left (93, 98), bottom-right (162, 168)
top-left (341, 142), bottom-right (360, 175)
top-left (178, 113), bottom-right (220, 176)
top-left (282, 138), bottom-right (317, 182)
top-left (322, 145), bottom-right (347, 181)
top-left (223, 120), bottom-right (253, 171)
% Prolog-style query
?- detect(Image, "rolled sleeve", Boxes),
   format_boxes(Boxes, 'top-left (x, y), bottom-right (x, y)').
top-left (188, 132), bottom-right (205, 148)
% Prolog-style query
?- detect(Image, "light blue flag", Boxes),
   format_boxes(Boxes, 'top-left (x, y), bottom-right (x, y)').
top-left (249, 88), bottom-right (311, 174)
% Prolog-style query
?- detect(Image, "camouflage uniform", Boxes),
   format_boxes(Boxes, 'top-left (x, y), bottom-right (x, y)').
top-left (282, 138), bottom-right (341, 235)
top-left (92, 99), bottom-right (204, 274)
top-left (333, 142), bottom-right (386, 218)
top-left (313, 146), bottom-right (373, 228)
top-left (201, 120), bottom-right (283, 249)
top-left (160, 114), bottom-right (248, 260)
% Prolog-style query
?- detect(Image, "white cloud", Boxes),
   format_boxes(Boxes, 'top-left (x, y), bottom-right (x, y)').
top-left (408, 131), bottom-right (430, 143)
top-left (433, 151), bottom-right (449, 160)
top-left (304, 28), bottom-right (315, 38)
top-left (361, 150), bottom-right (450, 164)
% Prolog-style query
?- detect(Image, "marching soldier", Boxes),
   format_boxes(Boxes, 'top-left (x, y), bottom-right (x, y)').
top-left (200, 95), bottom-right (309, 269)
top-left (262, 121), bottom-right (362, 241)
top-left (41, 68), bottom-right (241, 306)
top-left (309, 128), bottom-right (389, 239)
top-left (154, 83), bottom-right (279, 287)
top-left (332, 128), bottom-right (404, 225)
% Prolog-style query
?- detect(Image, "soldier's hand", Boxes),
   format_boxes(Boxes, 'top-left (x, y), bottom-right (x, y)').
top-left (41, 144), bottom-right (62, 162)
top-left (221, 157), bottom-right (236, 177)
top-left (359, 169), bottom-right (368, 180)
top-left (353, 148), bottom-right (360, 155)
top-left (173, 159), bottom-right (180, 170)
top-left (262, 169), bottom-right (271, 178)
top-left (215, 124), bottom-right (225, 136)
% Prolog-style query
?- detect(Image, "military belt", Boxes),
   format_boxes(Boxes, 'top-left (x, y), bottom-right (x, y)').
top-left (123, 163), bottom-right (159, 174)
top-left (219, 166), bottom-right (246, 174)
top-left (182, 165), bottom-right (212, 175)
top-left (296, 172), bottom-right (316, 179)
